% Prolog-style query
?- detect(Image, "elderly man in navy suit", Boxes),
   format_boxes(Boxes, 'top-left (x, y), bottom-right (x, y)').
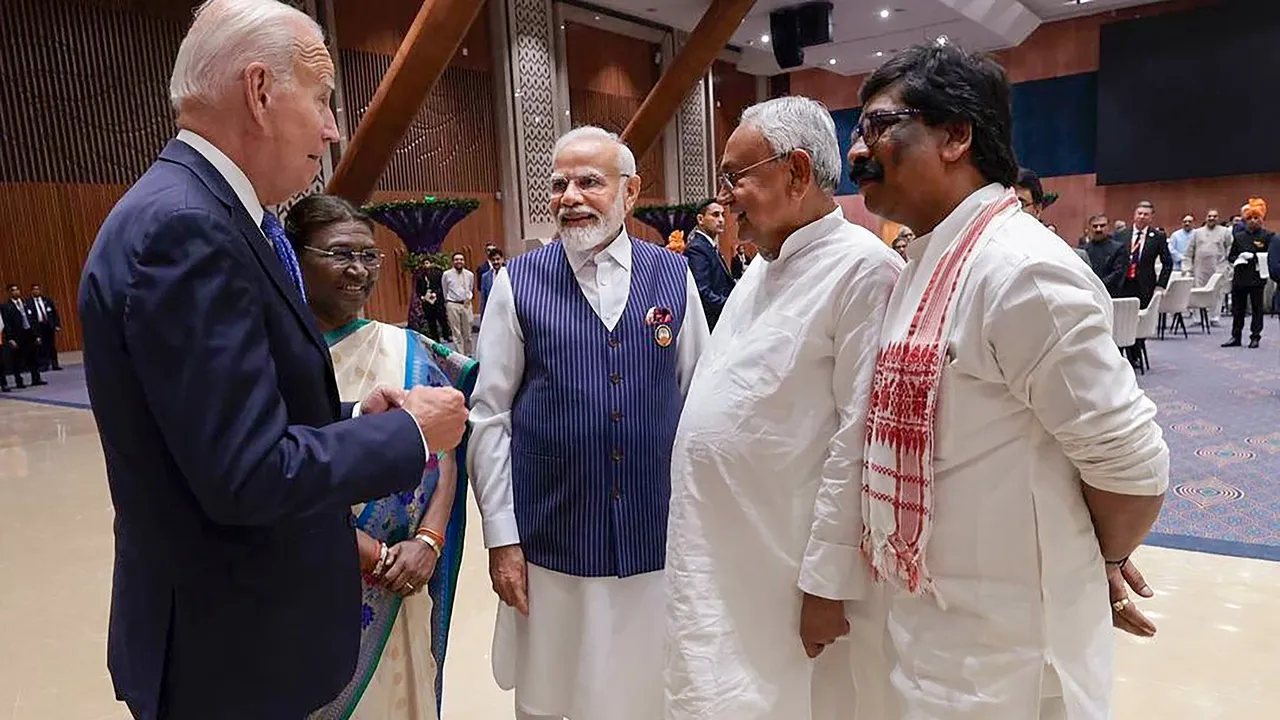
top-left (683, 199), bottom-right (736, 329)
top-left (77, 1), bottom-right (468, 718)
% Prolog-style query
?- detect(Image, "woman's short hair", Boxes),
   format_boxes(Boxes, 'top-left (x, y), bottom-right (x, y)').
top-left (283, 194), bottom-right (374, 251)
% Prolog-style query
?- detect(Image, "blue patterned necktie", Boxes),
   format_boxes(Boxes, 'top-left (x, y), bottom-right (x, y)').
top-left (261, 211), bottom-right (307, 304)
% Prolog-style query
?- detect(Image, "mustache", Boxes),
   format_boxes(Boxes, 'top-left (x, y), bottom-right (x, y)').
top-left (557, 206), bottom-right (601, 222)
top-left (848, 158), bottom-right (885, 184)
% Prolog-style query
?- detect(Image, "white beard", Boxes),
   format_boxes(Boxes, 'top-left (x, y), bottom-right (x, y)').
top-left (557, 192), bottom-right (627, 254)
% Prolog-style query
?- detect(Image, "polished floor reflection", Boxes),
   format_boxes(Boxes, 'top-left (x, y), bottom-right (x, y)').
top-left (1, 396), bottom-right (1276, 719)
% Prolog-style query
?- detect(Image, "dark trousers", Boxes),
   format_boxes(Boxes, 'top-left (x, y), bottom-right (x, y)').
top-left (6, 336), bottom-right (42, 386)
top-left (1230, 286), bottom-right (1265, 341)
top-left (423, 300), bottom-right (451, 342)
top-left (37, 324), bottom-right (59, 369)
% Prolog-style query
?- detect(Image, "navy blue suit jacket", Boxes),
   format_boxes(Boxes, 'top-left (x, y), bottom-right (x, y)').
top-left (79, 140), bottom-right (427, 719)
top-left (683, 229), bottom-right (735, 328)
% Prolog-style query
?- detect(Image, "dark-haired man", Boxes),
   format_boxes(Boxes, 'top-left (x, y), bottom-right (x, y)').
top-left (29, 284), bottom-right (61, 371)
top-left (1, 284), bottom-right (45, 388)
top-left (1084, 214), bottom-right (1126, 295)
top-left (684, 199), bottom-right (735, 329)
top-left (847, 43), bottom-right (1168, 719)
top-left (1116, 201), bottom-right (1172, 308)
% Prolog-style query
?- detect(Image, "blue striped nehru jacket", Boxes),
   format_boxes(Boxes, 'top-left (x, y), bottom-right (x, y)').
top-left (506, 238), bottom-right (688, 578)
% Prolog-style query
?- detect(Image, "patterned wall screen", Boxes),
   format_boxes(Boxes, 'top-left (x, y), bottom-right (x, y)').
top-left (0, 0), bottom-right (191, 184)
top-left (339, 49), bottom-right (500, 194)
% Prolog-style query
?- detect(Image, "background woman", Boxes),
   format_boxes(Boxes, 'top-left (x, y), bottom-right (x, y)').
top-left (286, 194), bottom-right (477, 719)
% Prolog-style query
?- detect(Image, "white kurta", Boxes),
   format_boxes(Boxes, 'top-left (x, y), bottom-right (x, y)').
top-left (468, 228), bottom-right (711, 720)
top-left (1186, 224), bottom-right (1233, 287)
top-left (878, 185), bottom-right (1170, 719)
top-left (665, 207), bottom-right (903, 720)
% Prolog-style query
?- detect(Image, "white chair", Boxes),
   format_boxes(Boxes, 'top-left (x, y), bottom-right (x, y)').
top-left (1134, 289), bottom-right (1164, 374)
top-left (1187, 272), bottom-right (1224, 333)
top-left (1112, 298), bottom-right (1140, 358)
top-left (1157, 276), bottom-right (1194, 339)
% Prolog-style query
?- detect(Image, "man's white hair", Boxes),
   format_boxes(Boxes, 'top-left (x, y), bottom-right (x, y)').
top-left (739, 96), bottom-right (841, 194)
top-left (552, 125), bottom-right (638, 177)
top-left (169, 0), bottom-right (323, 112)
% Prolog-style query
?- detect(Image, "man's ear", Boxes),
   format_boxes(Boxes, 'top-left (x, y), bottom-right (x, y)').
top-left (789, 149), bottom-right (814, 196)
top-left (940, 120), bottom-right (974, 164)
top-left (623, 174), bottom-right (643, 212)
top-left (244, 62), bottom-right (272, 129)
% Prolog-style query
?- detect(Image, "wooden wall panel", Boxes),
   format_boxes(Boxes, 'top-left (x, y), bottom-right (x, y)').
top-left (789, 69), bottom-right (867, 111)
top-left (361, 191), bottom-right (504, 323)
top-left (339, 49), bottom-right (500, 194)
top-left (1042, 172), bottom-right (1280, 246)
top-left (333, 0), bottom-right (492, 72)
top-left (0, 183), bottom-right (127, 352)
top-left (564, 21), bottom-right (667, 215)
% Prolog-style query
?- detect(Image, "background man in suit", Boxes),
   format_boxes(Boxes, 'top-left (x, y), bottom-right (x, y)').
top-left (29, 283), bottom-right (61, 370)
top-left (77, 2), bottom-right (468, 717)
top-left (729, 242), bottom-right (751, 279)
top-left (1084, 214), bottom-right (1126, 295)
top-left (479, 246), bottom-right (504, 320)
top-left (1222, 198), bottom-right (1279, 348)
top-left (1116, 200), bottom-right (1173, 308)
top-left (684, 199), bottom-right (735, 329)
top-left (2, 284), bottom-right (45, 389)
top-left (414, 258), bottom-right (453, 342)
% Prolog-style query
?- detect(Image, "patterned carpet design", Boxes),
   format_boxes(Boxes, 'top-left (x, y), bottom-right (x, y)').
top-left (4, 319), bottom-right (1277, 560)
top-left (1139, 317), bottom-right (1280, 561)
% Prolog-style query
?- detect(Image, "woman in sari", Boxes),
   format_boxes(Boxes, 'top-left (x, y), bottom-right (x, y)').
top-left (285, 195), bottom-right (478, 719)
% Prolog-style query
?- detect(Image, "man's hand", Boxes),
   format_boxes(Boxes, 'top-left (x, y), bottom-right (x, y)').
top-left (402, 386), bottom-right (468, 451)
top-left (1108, 559), bottom-right (1156, 638)
top-left (799, 592), bottom-right (849, 658)
top-left (489, 544), bottom-right (529, 616)
top-left (359, 386), bottom-right (408, 416)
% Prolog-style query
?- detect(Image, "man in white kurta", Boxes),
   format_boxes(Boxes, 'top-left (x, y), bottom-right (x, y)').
top-left (1186, 209), bottom-right (1233, 323)
top-left (469, 126), bottom-right (710, 720)
top-left (850, 44), bottom-right (1169, 719)
top-left (666, 96), bottom-right (901, 720)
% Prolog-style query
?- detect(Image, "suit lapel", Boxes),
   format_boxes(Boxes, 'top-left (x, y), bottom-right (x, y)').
top-left (158, 140), bottom-right (332, 369)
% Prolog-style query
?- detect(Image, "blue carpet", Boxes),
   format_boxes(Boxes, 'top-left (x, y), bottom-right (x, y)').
top-left (0, 364), bottom-right (90, 409)
top-left (1137, 316), bottom-right (1280, 561)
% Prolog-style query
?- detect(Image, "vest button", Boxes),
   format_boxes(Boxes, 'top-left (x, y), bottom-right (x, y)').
top-left (608, 336), bottom-right (621, 348)
top-left (612, 485), bottom-right (621, 499)
top-left (610, 410), bottom-right (623, 422)
top-left (611, 448), bottom-right (624, 462)
top-left (610, 373), bottom-right (622, 385)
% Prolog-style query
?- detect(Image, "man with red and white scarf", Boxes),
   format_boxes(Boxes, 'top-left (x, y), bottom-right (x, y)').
top-left (847, 44), bottom-right (1169, 719)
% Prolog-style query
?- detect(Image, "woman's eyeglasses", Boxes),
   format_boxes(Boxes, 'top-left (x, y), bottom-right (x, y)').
top-left (302, 246), bottom-right (385, 268)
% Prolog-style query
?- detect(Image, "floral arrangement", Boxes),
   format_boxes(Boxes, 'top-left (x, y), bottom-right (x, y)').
top-left (362, 196), bottom-right (481, 256)
top-left (665, 229), bottom-right (686, 253)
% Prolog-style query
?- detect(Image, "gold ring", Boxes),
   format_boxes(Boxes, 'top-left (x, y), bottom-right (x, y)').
top-left (405, 582), bottom-right (415, 592)
top-left (1112, 597), bottom-right (1131, 612)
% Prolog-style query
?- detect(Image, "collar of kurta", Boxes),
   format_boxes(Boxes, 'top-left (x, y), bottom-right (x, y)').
top-left (563, 226), bottom-right (632, 273)
top-left (905, 183), bottom-right (1006, 264)
top-left (771, 206), bottom-right (846, 264)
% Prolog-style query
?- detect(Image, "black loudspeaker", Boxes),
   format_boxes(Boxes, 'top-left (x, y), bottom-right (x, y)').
top-left (769, 2), bottom-right (834, 70)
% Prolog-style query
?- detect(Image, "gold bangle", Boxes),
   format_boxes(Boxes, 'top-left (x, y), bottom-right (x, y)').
top-left (415, 532), bottom-right (443, 556)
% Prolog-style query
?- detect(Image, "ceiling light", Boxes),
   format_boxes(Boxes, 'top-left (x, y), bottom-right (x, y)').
top-left (827, 58), bottom-right (837, 65)
top-left (875, 51), bottom-right (884, 57)
top-left (936, 35), bottom-right (949, 45)
top-left (760, 34), bottom-right (770, 43)
top-left (879, 9), bottom-right (892, 19)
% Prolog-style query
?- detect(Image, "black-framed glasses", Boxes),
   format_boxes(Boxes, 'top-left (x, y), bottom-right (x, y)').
top-left (302, 245), bottom-right (385, 268)
top-left (852, 109), bottom-right (923, 149)
top-left (717, 151), bottom-right (789, 195)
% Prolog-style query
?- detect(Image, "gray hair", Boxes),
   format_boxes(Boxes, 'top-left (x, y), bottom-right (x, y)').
top-left (169, 0), bottom-right (323, 111)
top-left (552, 125), bottom-right (638, 177)
top-left (739, 96), bottom-right (841, 194)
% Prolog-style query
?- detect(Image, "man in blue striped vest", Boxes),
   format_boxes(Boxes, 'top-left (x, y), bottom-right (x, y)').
top-left (468, 126), bottom-right (711, 720)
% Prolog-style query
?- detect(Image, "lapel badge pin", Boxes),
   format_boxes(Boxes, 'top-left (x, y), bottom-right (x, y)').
top-left (655, 323), bottom-right (673, 347)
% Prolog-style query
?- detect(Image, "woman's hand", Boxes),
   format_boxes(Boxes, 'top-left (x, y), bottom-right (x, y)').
top-left (380, 539), bottom-right (439, 597)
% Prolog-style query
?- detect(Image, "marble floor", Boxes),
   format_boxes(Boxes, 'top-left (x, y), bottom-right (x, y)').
top-left (1, 386), bottom-right (1277, 719)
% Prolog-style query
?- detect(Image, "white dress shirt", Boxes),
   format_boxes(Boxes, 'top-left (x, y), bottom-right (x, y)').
top-left (467, 228), bottom-right (711, 548)
top-left (665, 206), bottom-right (903, 720)
top-left (442, 268), bottom-right (475, 303)
top-left (883, 184), bottom-right (1169, 719)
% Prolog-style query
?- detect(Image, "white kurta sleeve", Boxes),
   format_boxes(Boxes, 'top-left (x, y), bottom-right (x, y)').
top-left (987, 258), bottom-right (1169, 496)
top-left (466, 269), bottom-right (525, 548)
top-left (675, 268), bottom-right (711, 397)
top-left (798, 253), bottom-right (900, 601)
